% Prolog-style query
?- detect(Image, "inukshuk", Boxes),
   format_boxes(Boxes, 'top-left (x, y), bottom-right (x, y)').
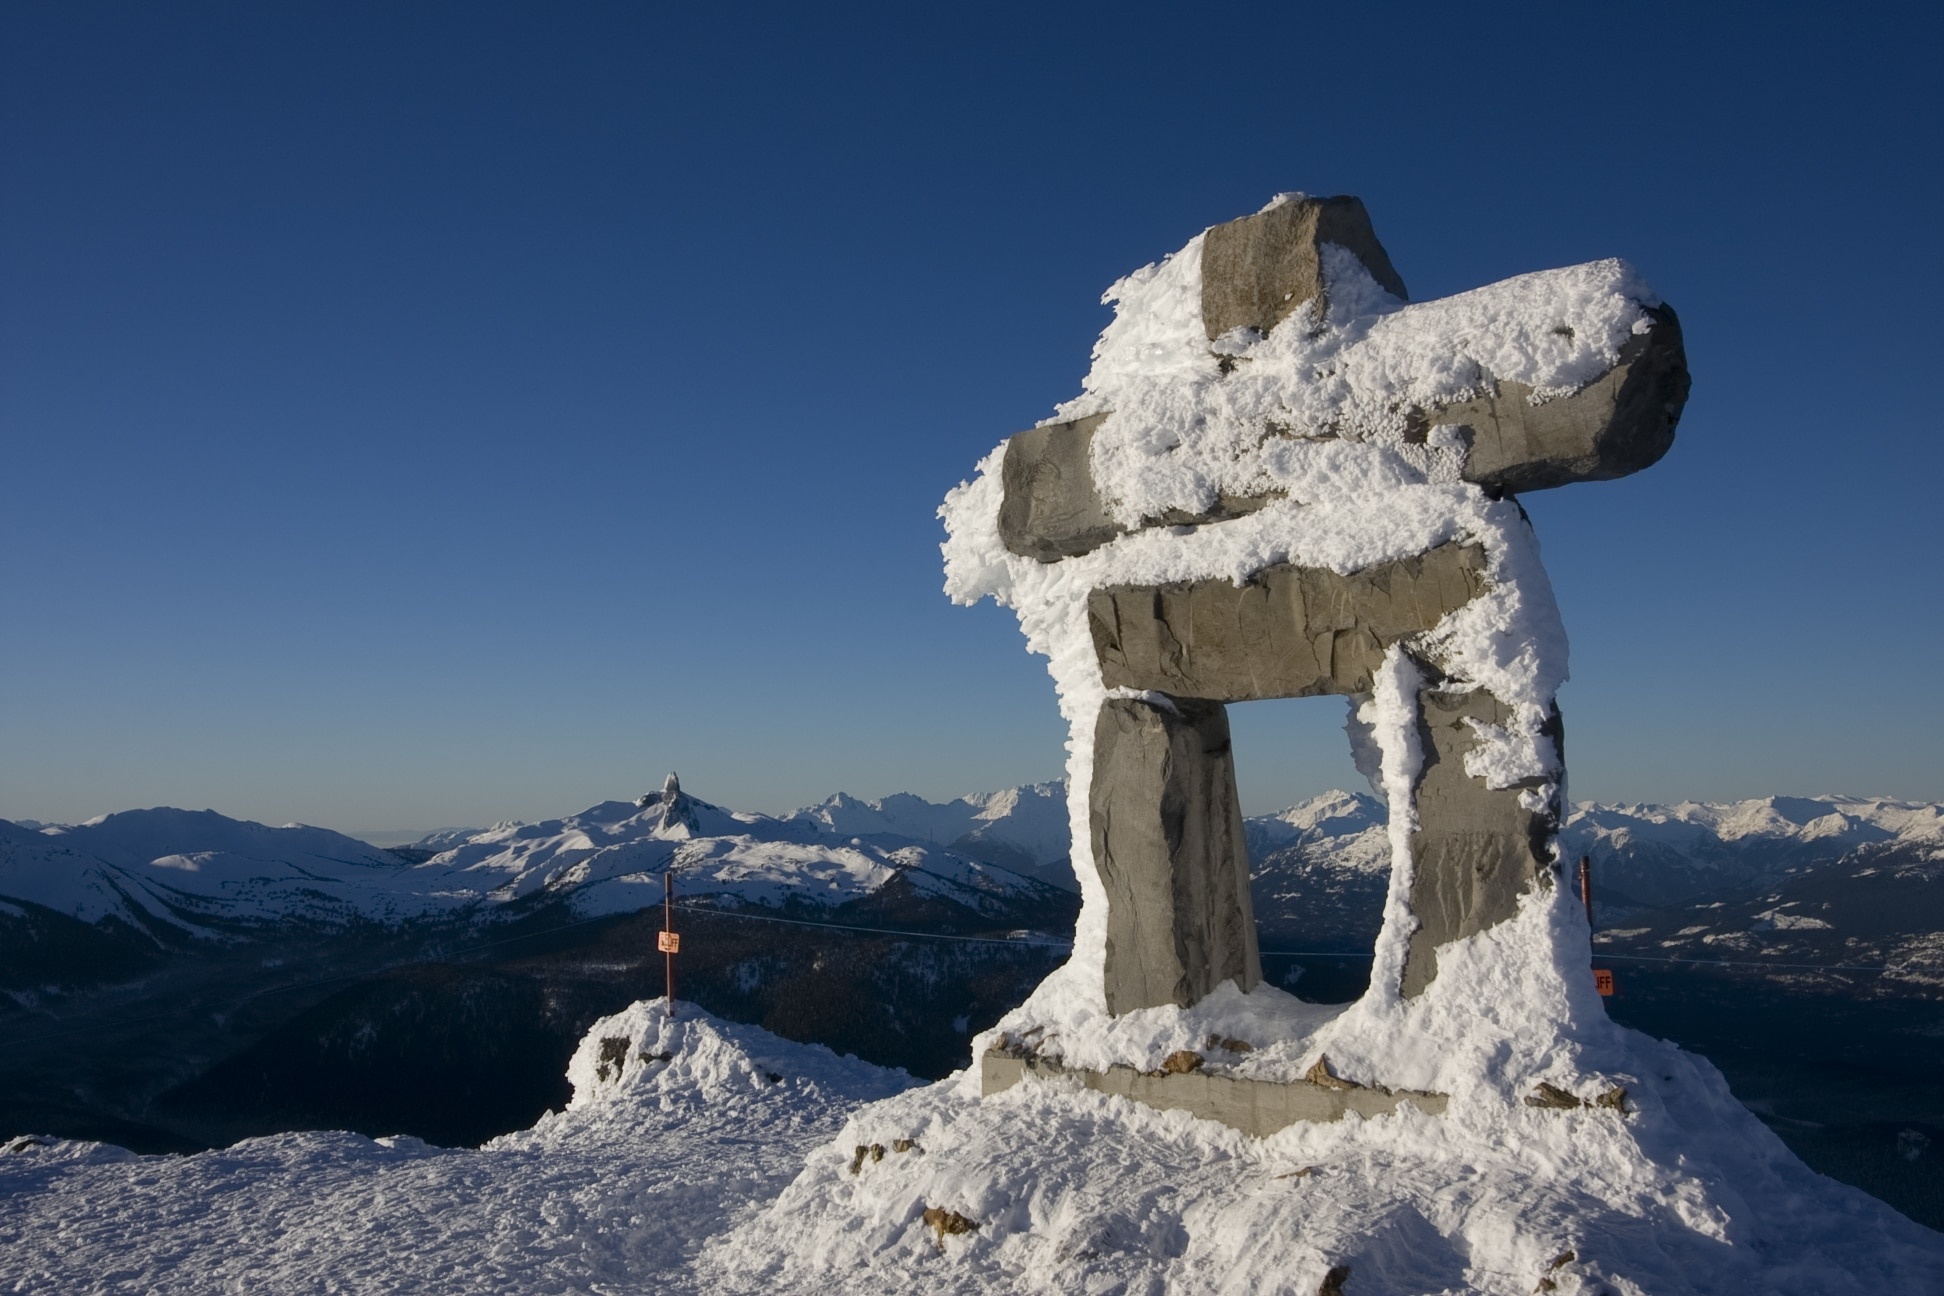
top-left (942, 195), bottom-right (1687, 1048)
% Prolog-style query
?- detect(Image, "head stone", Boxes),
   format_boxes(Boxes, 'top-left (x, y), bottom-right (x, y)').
top-left (1199, 195), bottom-right (1409, 339)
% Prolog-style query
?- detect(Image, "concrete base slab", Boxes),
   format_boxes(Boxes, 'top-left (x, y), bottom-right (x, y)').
top-left (981, 1050), bottom-right (1446, 1137)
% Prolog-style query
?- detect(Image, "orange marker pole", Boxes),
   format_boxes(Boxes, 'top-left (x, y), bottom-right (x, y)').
top-left (1582, 855), bottom-right (1615, 996)
top-left (661, 870), bottom-right (677, 1017)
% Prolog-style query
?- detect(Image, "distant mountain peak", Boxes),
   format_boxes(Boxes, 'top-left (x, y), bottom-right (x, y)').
top-left (1275, 789), bottom-right (1384, 832)
top-left (636, 771), bottom-right (699, 837)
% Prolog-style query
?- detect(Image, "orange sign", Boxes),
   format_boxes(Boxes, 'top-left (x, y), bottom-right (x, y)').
top-left (1593, 968), bottom-right (1614, 996)
top-left (658, 931), bottom-right (680, 954)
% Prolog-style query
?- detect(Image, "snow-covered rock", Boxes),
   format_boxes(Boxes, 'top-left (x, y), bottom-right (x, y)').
top-left (905, 193), bottom-right (1944, 1292)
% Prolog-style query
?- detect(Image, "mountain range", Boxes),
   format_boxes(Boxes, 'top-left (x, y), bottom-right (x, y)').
top-left (1240, 788), bottom-right (1944, 999)
top-left (0, 775), bottom-right (1073, 950)
top-left (4, 778), bottom-right (1941, 1224)
top-left (7, 780), bottom-right (1942, 984)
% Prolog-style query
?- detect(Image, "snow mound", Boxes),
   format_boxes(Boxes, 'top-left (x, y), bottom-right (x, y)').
top-left (547, 998), bottom-right (914, 1130)
top-left (712, 1044), bottom-right (1943, 1294)
top-left (0, 1003), bottom-right (916, 1294)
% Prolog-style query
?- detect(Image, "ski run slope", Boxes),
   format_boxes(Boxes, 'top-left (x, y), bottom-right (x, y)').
top-left (2, 1000), bottom-right (1937, 1294)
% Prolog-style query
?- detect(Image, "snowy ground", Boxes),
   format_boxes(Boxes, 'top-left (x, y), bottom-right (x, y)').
top-left (3, 1000), bottom-right (1939, 1295)
top-left (0, 1003), bottom-right (909, 1295)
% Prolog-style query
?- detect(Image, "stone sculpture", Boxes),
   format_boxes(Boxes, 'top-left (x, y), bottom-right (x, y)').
top-left (945, 195), bottom-right (1688, 1019)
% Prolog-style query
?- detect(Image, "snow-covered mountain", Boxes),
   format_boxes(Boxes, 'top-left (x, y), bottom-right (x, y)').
top-left (0, 777), bottom-right (1081, 1156)
top-left (7, 783), bottom-right (1940, 973)
top-left (1243, 790), bottom-right (1393, 951)
top-left (418, 776), bottom-right (1066, 923)
top-left (781, 782), bottom-right (1072, 889)
top-left (0, 811), bottom-right (444, 932)
top-left (1236, 790), bottom-right (1944, 997)
top-left (0, 776), bottom-right (1073, 941)
top-left (1567, 794), bottom-right (1944, 906)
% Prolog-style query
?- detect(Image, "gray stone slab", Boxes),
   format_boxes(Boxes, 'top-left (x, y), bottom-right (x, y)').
top-left (1091, 696), bottom-right (1260, 1014)
top-left (989, 314), bottom-right (1686, 562)
top-left (997, 413), bottom-right (1120, 563)
top-left (980, 1051), bottom-right (1447, 1136)
top-left (1400, 685), bottom-right (1561, 997)
top-left (1412, 304), bottom-right (1689, 494)
top-left (996, 414), bottom-right (1279, 562)
top-left (1201, 195), bottom-right (1409, 339)
top-left (1087, 544), bottom-right (1489, 701)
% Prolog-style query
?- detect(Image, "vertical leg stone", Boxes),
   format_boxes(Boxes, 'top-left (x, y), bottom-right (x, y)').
top-left (1399, 686), bottom-right (1561, 998)
top-left (1091, 696), bottom-right (1262, 1013)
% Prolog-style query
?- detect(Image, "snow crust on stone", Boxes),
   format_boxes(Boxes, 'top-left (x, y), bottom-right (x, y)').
top-left (939, 218), bottom-right (1601, 1043)
top-left (1357, 645), bottom-right (1425, 1012)
top-left (917, 211), bottom-right (1944, 1290)
top-left (1061, 241), bottom-right (1654, 528)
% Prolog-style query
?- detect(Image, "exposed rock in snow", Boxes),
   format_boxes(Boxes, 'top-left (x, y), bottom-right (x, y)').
top-left (638, 770), bottom-right (701, 836)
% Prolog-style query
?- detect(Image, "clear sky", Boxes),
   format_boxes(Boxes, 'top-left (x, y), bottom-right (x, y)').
top-left (3, 1), bottom-right (1941, 835)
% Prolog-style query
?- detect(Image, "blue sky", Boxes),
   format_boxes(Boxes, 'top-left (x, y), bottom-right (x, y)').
top-left (3, 1), bottom-right (1940, 833)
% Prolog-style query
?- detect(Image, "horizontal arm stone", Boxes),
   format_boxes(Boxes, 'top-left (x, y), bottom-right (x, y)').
top-left (1201, 195), bottom-right (1408, 339)
top-left (995, 307), bottom-right (1687, 562)
top-left (1412, 304), bottom-right (1688, 494)
top-left (1088, 543), bottom-right (1490, 701)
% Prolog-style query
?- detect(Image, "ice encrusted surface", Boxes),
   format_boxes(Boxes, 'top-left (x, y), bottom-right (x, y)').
top-left (1065, 236), bottom-right (1655, 527)
top-left (938, 210), bottom-right (1598, 1050)
top-left (902, 207), bottom-right (1944, 1290)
